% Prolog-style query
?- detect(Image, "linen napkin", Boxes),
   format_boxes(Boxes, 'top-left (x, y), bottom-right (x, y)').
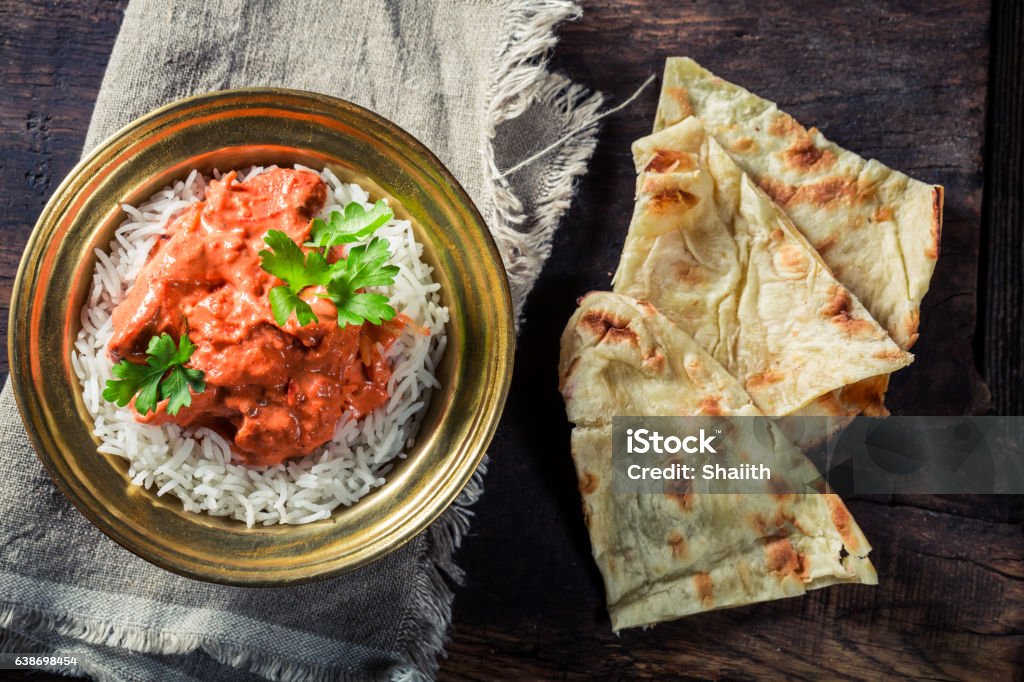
top-left (0, 1), bottom-right (602, 679)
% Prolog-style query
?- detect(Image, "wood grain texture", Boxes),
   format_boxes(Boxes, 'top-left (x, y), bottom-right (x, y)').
top-left (0, 1), bottom-right (124, 676)
top-left (540, 0), bottom-right (992, 419)
top-left (443, 504), bottom-right (1024, 681)
top-left (440, 1), bottom-right (1019, 680)
top-left (0, 1), bottom-right (1019, 681)
top-left (979, 0), bottom-right (1024, 416)
top-left (0, 0), bottom-right (126, 379)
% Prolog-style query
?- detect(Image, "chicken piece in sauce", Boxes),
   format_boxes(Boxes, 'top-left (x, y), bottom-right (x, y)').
top-left (107, 168), bottom-right (403, 466)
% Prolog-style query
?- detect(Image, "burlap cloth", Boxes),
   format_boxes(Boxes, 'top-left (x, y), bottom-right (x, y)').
top-left (0, 1), bottom-right (602, 679)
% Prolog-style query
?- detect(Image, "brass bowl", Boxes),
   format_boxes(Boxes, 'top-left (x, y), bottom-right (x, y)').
top-left (8, 89), bottom-right (514, 585)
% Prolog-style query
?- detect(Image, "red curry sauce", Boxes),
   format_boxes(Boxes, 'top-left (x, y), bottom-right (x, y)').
top-left (108, 168), bottom-right (404, 466)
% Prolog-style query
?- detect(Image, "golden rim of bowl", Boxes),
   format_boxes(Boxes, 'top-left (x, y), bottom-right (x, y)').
top-left (9, 88), bottom-right (514, 585)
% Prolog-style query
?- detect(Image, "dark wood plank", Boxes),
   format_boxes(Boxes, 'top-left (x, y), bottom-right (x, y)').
top-left (441, 1), bottom-right (1016, 679)
top-left (979, 0), bottom-right (1024, 415)
top-left (0, 0), bottom-right (125, 674)
top-left (0, 1), bottom-right (1018, 681)
top-left (0, 0), bottom-right (127, 378)
top-left (537, 0), bottom-right (991, 419)
top-left (442, 503), bottom-right (1024, 681)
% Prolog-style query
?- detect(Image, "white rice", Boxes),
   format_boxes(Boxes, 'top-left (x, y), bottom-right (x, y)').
top-left (72, 165), bottom-right (449, 527)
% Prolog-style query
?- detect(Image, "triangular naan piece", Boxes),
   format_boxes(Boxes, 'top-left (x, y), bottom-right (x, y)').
top-left (613, 116), bottom-right (911, 416)
top-left (559, 292), bottom-right (761, 425)
top-left (559, 292), bottom-right (877, 630)
top-left (654, 57), bottom-right (942, 351)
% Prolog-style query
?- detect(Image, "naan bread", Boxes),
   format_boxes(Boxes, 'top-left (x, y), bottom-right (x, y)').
top-left (654, 57), bottom-right (942, 351)
top-left (559, 292), bottom-right (761, 425)
top-left (559, 292), bottom-right (877, 631)
top-left (613, 116), bottom-right (912, 416)
top-left (775, 373), bottom-right (890, 450)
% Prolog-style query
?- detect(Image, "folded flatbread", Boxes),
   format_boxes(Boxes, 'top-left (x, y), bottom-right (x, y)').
top-left (613, 116), bottom-right (912, 417)
top-left (653, 57), bottom-right (942, 351)
top-left (559, 291), bottom-right (877, 630)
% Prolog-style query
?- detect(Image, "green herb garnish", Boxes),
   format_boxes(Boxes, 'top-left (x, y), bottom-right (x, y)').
top-left (321, 238), bottom-right (400, 326)
top-left (259, 230), bottom-right (332, 326)
top-left (258, 200), bottom-right (399, 328)
top-left (306, 200), bottom-right (393, 250)
top-left (103, 333), bottom-right (206, 416)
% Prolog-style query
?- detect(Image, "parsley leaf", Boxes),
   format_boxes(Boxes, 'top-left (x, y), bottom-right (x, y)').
top-left (160, 365), bottom-right (206, 415)
top-left (268, 285), bottom-right (319, 327)
top-left (320, 238), bottom-right (400, 326)
top-left (258, 197), bottom-right (400, 329)
top-left (306, 200), bottom-right (393, 250)
top-left (258, 229), bottom-right (335, 325)
top-left (103, 361), bottom-right (158, 408)
top-left (259, 230), bottom-right (332, 291)
top-left (103, 333), bottom-right (206, 416)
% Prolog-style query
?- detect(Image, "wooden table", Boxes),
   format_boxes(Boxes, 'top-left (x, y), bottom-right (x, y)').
top-left (1, 1), bottom-right (1021, 680)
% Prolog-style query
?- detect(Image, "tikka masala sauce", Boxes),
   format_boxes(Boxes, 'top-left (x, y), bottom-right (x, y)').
top-left (108, 168), bottom-right (405, 466)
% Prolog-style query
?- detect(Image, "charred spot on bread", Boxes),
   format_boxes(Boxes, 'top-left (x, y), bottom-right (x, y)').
top-left (731, 136), bottom-right (756, 153)
top-left (772, 244), bottom-right (810, 280)
top-left (649, 187), bottom-right (700, 212)
top-left (578, 470), bottom-right (599, 495)
top-left (694, 572), bottom-right (714, 608)
top-left (824, 494), bottom-right (860, 553)
top-left (645, 149), bottom-right (695, 173)
top-left (792, 176), bottom-right (859, 207)
top-left (746, 370), bottom-right (784, 392)
top-left (757, 177), bottom-right (797, 206)
top-left (768, 113), bottom-right (804, 139)
top-left (926, 186), bottom-right (943, 260)
top-left (822, 286), bottom-right (852, 318)
top-left (763, 537), bottom-right (806, 578)
top-left (579, 310), bottom-right (637, 347)
top-left (822, 286), bottom-right (876, 336)
top-left (783, 138), bottom-right (836, 172)
top-left (872, 205), bottom-right (895, 222)
top-left (696, 395), bottom-right (723, 416)
top-left (667, 532), bottom-right (688, 559)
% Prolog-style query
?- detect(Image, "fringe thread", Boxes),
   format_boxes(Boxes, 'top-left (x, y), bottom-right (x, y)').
top-left (390, 1), bottom-right (603, 679)
top-left (480, 0), bottom-right (604, 329)
top-left (0, 1), bottom-right (603, 680)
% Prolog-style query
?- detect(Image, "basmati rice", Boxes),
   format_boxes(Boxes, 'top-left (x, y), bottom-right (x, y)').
top-left (71, 166), bottom-right (448, 527)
